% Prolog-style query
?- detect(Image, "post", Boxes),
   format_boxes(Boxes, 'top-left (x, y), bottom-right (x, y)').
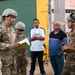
top-left (54, 0), bottom-right (65, 31)
top-left (48, 0), bottom-right (52, 33)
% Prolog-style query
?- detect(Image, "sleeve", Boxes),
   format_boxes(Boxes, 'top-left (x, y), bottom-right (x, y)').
top-left (40, 29), bottom-right (46, 38)
top-left (0, 28), bottom-right (6, 49)
top-left (62, 32), bottom-right (67, 44)
top-left (30, 29), bottom-right (33, 38)
top-left (0, 29), bottom-right (13, 50)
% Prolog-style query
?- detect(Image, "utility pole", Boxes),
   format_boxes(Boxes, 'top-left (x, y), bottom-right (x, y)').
top-left (54, 0), bottom-right (65, 31)
top-left (48, 0), bottom-right (52, 33)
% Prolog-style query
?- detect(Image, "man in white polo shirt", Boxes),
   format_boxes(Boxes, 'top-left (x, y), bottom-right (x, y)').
top-left (29, 19), bottom-right (46, 75)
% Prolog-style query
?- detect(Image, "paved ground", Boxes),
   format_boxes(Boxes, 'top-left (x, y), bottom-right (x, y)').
top-left (0, 59), bottom-right (54, 75)
top-left (27, 59), bottom-right (54, 75)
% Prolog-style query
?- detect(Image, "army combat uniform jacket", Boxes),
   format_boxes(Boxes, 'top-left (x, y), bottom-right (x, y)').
top-left (0, 22), bottom-right (16, 65)
top-left (62, 30), bottom-right (75, 75)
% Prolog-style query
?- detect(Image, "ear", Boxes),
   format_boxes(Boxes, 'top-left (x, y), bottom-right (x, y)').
top-left (73, 22), bottom-right (75, 25)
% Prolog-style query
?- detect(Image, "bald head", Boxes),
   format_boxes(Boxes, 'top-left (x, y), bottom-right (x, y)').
top-left (53, 21), bottom-right (60, 31)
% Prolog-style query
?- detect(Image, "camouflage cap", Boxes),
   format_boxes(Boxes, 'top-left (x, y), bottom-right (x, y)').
top-left (67, 13), bottom-right (75, 22)
top-left (2, 8), bottom-right (18, 17)
top-left (15, 22), bottom-right (25, 30)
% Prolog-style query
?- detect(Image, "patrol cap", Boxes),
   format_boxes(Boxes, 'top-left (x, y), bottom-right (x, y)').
top-left (15, 22), bottom-right (25, 30)
top-left (67, 13), bottom-right (75, 22)
top-left (2, 8), bottom-right (18, 17)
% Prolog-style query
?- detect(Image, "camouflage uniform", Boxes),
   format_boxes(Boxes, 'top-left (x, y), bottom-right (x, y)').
top-left (0, 8), bottom-right (18, 75)
top-left (0, 22), bottom-right (16, 75)
top-left (61, 30), bottom-right (75, 75)
top-left (15, 33), bottom-right (28, 75)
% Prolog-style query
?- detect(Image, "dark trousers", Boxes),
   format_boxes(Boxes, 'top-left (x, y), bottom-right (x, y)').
top-left (30, 51), bottom-right (45, 75)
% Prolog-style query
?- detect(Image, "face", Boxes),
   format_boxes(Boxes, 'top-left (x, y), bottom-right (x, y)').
top-left (16, 29), bottom-right (24, 35)
top-left (53, 22), bottom-right (60, 31)
top-left (10, 16), bottom-right (16, 25)
top-left (33, 20), bottom-right (39, 28)
top-left (67, 21), bottom-right (72, 29)
top-left (5, 16), bottom-right (16, 26)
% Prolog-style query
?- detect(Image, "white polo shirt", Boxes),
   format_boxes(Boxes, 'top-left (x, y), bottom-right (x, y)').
top-left (30, 27), bottom-right (46, 51)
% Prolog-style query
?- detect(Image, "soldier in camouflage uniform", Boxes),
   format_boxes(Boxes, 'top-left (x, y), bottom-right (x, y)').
top-left (15, 22), bottom-right (28, 75)
top-left (61, 13), bottom-right (75, 75)
top-left (0, 8), bottom-right (19, 75)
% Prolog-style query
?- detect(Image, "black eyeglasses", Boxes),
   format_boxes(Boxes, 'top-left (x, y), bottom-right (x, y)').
top-left (18, 29), bottom-right (24, 32)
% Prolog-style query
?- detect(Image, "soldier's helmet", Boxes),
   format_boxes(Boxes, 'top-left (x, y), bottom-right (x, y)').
top-left (67, 13), bottom-right (75, 22)
top-left (2, 8), bottom-right (18, 17)
top-left (15, 22), bottom-right (25, 30)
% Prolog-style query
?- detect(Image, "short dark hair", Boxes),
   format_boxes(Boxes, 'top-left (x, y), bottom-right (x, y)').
top-left (33, 18), bottom-right (39, 22)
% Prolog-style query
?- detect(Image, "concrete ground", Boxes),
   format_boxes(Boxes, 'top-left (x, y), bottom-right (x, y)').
top-left (0, 59), bottom-right (54, 75)
top-left (27, 59), bottom-right (54, 75)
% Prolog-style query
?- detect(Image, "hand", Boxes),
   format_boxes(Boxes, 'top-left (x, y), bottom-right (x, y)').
top-left (30, 36), bottom-right (38, 41)
top-left (13, 43), bottom-right (20, 48)
top-left (33, 36), bottom-right (44, 40)
top-left (20, 48), bottom-right (25, 53)
top-left (62, 45), bottom-right (70, 50)
top-left (33, 36), bottom-right (38, 39)
top-left (57, 50), bottom-right (64, 56)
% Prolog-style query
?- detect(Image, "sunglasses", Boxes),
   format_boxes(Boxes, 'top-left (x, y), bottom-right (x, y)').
top-left (18, 29), bottom-right (24, 32)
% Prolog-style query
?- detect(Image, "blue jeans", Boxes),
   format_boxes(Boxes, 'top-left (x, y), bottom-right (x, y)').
top-left (50, 55), bottom-right (64, 75)
top-left (30, 51), bottom-right (46, 75)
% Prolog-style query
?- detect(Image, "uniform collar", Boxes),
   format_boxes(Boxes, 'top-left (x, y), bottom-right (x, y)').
top-left (34, 27), bottom-right (40, 29)
top-left (2, 22), bottom-right (15, 33)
